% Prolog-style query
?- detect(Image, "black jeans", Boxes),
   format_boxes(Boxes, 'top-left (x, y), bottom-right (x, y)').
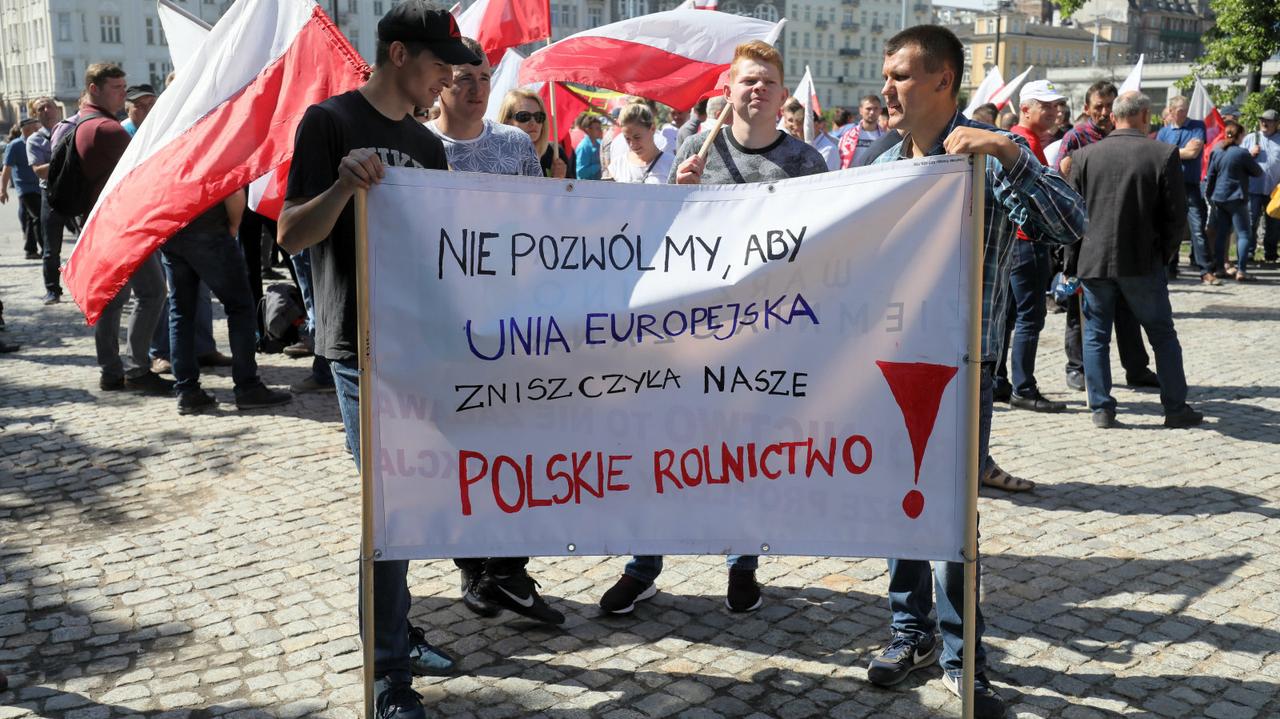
top-left (40, 192), bottom-right (65, 296)
top-left (18, 193), bottom-right (41, 255)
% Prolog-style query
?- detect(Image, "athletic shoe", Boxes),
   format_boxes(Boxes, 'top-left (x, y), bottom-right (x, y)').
top-left (0, 340), bottom-right (19, 354)
top-left (991, 381), bottom-right (1012, 403)
top-left (1092, 409), bottom-right (1116, 429)
top-left (1125, 369), bottom-right (1161, 389)
top-left (1064, 371), bottom-right (1085, 391)
top-left (866, 631), bottom-right (938, 687)
top-left (24, 252), bottom-right (40, 260)
top-left (178, 389), bottom-right (218, 415)
top-left (373, 678), bottom-right (425, 719)
top-left (1164, 405), bottom-right (1204, 429)
top-left (124, 371), bottom-right (176, 395)
top-left (407, 624), bottom-right (456, 676)
top-left (479, 571), bottom-right (564, 625)
top-left (234, 383), bottom-right (292, 410)
top-left (290, 375), bottom-right (335, 394)
top-left (725, 568), bottom-right (762, 612)
top-left (599, 575), bottom-right (658, 614)
top-left (942, 671), bottom-right (1008, 719)
top-left (99, 374), bottom-right (125, 391)
top-left (1009, 391), bottom-right (1065, 413)
top-left (459, 565), bottom-right (499, 618)
top-left (41, 291), bottom-right (60, 305)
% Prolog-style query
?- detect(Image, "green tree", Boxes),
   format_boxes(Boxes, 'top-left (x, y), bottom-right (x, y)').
top-left (1183, 0), bottom-right (1280, 124)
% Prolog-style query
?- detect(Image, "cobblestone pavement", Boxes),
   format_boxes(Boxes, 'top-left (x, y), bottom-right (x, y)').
top-left (1, 205), bottom-right (1279, 719)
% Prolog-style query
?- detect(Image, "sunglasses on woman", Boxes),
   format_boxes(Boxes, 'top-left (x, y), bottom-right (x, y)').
top-left (513, 111), bottom-right (546, 124)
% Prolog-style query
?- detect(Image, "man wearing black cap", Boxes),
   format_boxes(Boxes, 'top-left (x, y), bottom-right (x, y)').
top-left (122, 84), bottom-right (157, 136)
top-left (278, 2), bottom-right (481, 717)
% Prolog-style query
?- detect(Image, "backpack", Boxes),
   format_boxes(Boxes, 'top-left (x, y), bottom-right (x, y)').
top-left (258, 282), bottom-right (305, 353)
top-left (46, 112), bottom-right (106, 218)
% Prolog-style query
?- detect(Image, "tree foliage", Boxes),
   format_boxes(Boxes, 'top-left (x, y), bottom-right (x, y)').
top-left (1184, 0), bottom-right (1280, 124)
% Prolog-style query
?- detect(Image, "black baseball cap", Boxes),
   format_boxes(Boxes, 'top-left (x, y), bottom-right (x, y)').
top-left (126, 84), bottom-right (157, 102)
top-left (377, 0), bottom-right (481, 65)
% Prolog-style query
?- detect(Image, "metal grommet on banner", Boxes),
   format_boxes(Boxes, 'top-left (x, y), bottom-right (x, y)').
top-left (767, 184), bottom-right (776, 193)
top-left (566, 543), bottom-right (576, 553)
top-left (372, 549), bottom-right (382, 560)
top-left (565, 183), bottom-right (575, 192)
top-left (760, 544), bottom-right (770, 553)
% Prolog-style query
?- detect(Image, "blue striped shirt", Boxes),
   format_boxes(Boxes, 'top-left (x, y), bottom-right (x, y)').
top-left (874, 111), bottom-right (1087, 360)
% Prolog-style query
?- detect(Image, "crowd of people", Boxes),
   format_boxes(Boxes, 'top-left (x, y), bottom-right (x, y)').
top-left (1, 1), bottom-right (1278, 716)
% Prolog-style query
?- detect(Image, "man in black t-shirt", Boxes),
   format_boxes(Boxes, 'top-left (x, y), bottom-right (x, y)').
top-left (278, 3), bottom-right (481, 717)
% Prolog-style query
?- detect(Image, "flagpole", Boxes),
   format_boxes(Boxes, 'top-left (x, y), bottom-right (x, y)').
top-left (355, 187), bottom-right (377, 719)
top-left (545, 0), bottom-right (561, 175)
top-left (961, 154), bottom-right (987, 719)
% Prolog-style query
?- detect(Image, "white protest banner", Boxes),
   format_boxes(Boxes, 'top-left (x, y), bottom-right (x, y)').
top-left (363, 158), bottom-right (978, 563)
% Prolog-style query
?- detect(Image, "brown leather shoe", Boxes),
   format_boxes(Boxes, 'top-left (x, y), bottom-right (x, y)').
top-left (1201, 273), bottom-right (1222, 286)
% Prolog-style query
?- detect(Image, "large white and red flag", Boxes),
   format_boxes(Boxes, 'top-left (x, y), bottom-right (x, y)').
top-left (988, 65), bottom-right (1034, 110)
top-left (1118, 54), bottom-right (1144, 95)
top-left (962, 65), bottom-right (1003, 118)
top-left (519, 8), bottom-right (785, 111)
top-left (156, 0), bottom-right (212, 72)
top-left (1188, 77), bottom-right (1224, 179)
top-left (455, 0), bottom-right (551, 65)
top-left (64, 0), bottom-right (369, 325)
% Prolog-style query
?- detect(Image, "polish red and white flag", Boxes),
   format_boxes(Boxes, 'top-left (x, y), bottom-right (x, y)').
top-left (64, 0), bottom-right (369, 324)
top-left (1188, 77), bottom-right (1225, 179)
top-left (519, 8), bottom-right (785, 111)
top-left (455, 0), bottom-right (552, 65)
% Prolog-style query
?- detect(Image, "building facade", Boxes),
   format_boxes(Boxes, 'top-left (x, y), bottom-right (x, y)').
top-left (1071, 0), bottom-right (1213, 63)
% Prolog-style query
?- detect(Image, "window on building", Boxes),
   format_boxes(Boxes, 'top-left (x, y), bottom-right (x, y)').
top-left (803, 32), bottom-right (810, 48)
top-left (754, 4), bottom-right (777, 22)
top-left (347, 0), bottom-right (358, 14)
top-left (100, 14), bottom-right (122, 44)
top-left (985, 45), bottom-right (993, 60)
top-left (374, 1), bottom-right (384, 14)
top-left (588, 5), bottom-right (602, 26)
top-left (803, 6), bottom-right (810, 21)
top-left (57, 12), bottom-right (72, 42)
top-left (828, 33), bottom-right (834, 50)
top-left (827, 60), bottom-right (833, 77)
top-left (146, 17), bottom-right (157, 45)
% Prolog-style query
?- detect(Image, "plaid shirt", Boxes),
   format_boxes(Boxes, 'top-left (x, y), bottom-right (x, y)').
top-left (1054, 119), bottom-right (1105, 173)
top-left (874, 110), bottom-right (1087, 360)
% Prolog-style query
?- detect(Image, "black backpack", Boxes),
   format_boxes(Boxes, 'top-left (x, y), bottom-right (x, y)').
top-left (46, 112), bottom-right (106, 218)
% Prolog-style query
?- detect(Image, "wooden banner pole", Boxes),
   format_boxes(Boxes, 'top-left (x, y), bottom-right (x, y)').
top-left (697, 103), bottom-right (733, 160)
top-left (355, 187), bottom-right (377, 719)
top-left (962, 154), bottom-right (987, 719)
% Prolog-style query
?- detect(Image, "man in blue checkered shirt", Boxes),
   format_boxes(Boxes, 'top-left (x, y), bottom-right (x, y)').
top-left (866, 25), bottom-right (1086, 719)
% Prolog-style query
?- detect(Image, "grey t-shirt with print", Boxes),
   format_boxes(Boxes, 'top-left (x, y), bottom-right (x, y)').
top-left (669, 127), bottom-right (828, 184)
top-left (426, 118), bottom-right (542, 177)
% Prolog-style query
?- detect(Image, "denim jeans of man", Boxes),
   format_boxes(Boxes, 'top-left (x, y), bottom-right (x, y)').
top-left (1185, 183), bottom-right (1212, 273)
top-left (332, 359), bottom-right (413, 684)
top-left (885, 366), bottom-right (991, 676)
top-left (624, 554), bottom-right (759, 585)
top-left (40, 193), bottom-right (64, 296)
top-left (1081, 270), bottom-right (1188, 414)
top-left (95, 254), bottom-right (167, 381)
top-left (150, 283), bottom-right (217, 361)
top-left (18, 193), bottom-right (41, 255)
top-left (1247, 193), bottom-right (1280, 261)
top-left (996, 241), bottom-right (1050, 396)
top-left (290, 250), bottom-right (333, 385)
top-left (1063, 293), bottom-right (1150, 376)
top-left (1211, 199), bottom-right (1253, 275)
top-left (160, 229), bottom-right (261, 393)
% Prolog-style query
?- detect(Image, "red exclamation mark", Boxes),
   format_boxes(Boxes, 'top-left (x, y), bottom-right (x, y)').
top-left (875, 361), bottom-right (959, 519)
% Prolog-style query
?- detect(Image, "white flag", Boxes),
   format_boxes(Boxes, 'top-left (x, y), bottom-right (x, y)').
top-left (156, 0), bottom-right (212, 73)
top-left (963, 65), bottom-right (1003, 118)
top-left (1118, 54), bottom-right (1143, 95)
top-left (485, 48), bottom-right (527, 122)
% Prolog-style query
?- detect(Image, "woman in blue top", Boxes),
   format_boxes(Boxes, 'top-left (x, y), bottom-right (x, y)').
top-left (1205, 120), bottom-right (1264, 281)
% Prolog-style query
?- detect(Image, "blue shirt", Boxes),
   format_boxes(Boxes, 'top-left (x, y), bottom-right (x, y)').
top-left (575, 136), bottom-right (601, 180)
top-left (122, 118), bottom-right (138, 136)
top-left (874, 110), bottom-right (1087, 360)
top-left (2, 137), bottom-right (39, 196)
top-left (1239, 130), bottom-right (1280, 195)
top-left (24, 127), bottom-right (52, 190)
top-left (1205, 144), bottom-right (1263, 204)
top-left (1156, 119), bottom-right (1206, 186)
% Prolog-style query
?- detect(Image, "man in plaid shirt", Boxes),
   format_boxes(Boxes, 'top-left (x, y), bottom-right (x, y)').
top-left (866, 25), bottom-right (1086, 719)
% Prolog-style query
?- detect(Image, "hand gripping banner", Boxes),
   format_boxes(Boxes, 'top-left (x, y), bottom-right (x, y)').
top-left (362, 157), bottom-right (978, 563)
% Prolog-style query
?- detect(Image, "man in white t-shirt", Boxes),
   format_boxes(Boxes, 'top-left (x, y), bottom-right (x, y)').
top-left (427, 39), bottom-right (541, 177)
top-left (837, 93), bottom-right (887, 168)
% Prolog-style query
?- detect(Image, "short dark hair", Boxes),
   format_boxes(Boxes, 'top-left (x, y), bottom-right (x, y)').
top-left (834, 107), bottom-right (855, 125)
top-left (84, 62), bottom-right (125, 90)
top-left (884, 26), bottom-right (964, 98)
top-left (860, 94), bottom-right (882, 106)
top-left (1085, 80), bottom-right (1118, 106)
top-left (374, 39), bottom-right (435, 67)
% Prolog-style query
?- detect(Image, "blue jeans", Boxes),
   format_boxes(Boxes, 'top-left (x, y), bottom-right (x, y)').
top-left (885, 366), bottom-right (991, 676)
top-left (996, 241), bottom-right (1050, 396)
top-left (332, 359), bottom-right (413, 684)
top-left (290, 250), bottom-right (332, 385)
top-left (1081, 270), bottom-right (1188, 414)
top-left (1185, 184), bottom-right (1211, 274)
top-left (624, 554), bottom-right (758, 585)
top-left (160, 229), bottom-right (260, 393)
top-left (1211, 199), bottom-right (1252, 275)
top-left (151, 283), bottom-right (217, 361)
top-left (1247, 193), bottom-right (1279, 261)
top-left (40, 192), bottom-right (63, 296)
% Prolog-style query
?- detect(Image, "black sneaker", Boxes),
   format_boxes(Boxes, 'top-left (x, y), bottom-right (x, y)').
top-left (1009, 391), bottom-right (1065, 413)
top-left (100, 374), bottom-right (125, 391)
top-left (599, 575), bottom-right (658, 615)
top-left (1091, 409), bottom-right (1116, 429)
top-left (234, 383), bottom-right (292, 410)
top-left (407, 624), bottom-right (456, 676)
top-left (373, 678), bottom-right (425, 719)
top-left (479, 571), bottom-right (564, 625)
top-left (867, 631), bottom-right (938, 686)
top-left (1064, 370), bottom-right (1085, 391)
top-left (1125, 369), bottom-right (1161, 389)
top-left (0, 340), bottom-right (16, 354)
top-left (178, 389), bottom-right (218, 415)
top-left (42, 291), bottom-right (60, 305)
top-left (1164, 404), bottom-right (1204, 428)
top-left (459, 565), bottom-right (500, 618)
top-left (725, 569), bottom-right (762, 612)
top-left (125, 371), bottom-right (176, 395)
top-left (991, 381), bottom-right (1012, 403)
top-left (942, 671), bottom-right (1008, 719)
